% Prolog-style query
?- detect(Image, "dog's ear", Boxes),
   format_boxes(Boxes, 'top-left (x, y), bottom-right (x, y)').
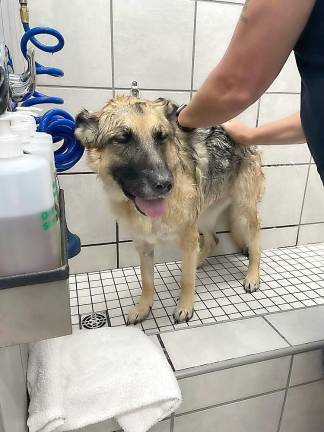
top-left (75, 109), bottom-right (99, 148)
top-left (154, 98), bottom-right (179, 121)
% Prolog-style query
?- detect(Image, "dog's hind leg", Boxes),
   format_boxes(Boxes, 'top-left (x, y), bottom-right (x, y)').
top-left (230, 206), bottom-right (261, 293)
top-left (127, 241), bottom-right (154, 325)
top-left (174, 225), bottom-right (200, 323)
top-left (230, 158), bottom-right (264, 293)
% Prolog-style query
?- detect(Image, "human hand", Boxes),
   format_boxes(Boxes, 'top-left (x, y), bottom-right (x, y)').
top-left (222, 120), bottom-right (255, 146)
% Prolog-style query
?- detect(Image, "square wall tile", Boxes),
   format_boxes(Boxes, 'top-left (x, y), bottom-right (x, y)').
top-left (298, 223), bottom-right (324, 245)
top-left (118, 241), bottom-right (181, 268)
top-left (161, 317), bottom-right (288, 371)
top-left (75, 418), bottom-right (120, 432)
top-left (28, 0), bottom-right (112, 87)
top-left (268, 53), bottom-right (300, 93)
top-left (261, 226), bottom-right (298, 249)
top-left (174, 391), bottom-right (284, 432)
top-left (59, 174), bottom-right (116, 245)
top-left (266, 306), bottom-right (324, 346)
top-left (290, 350), bottom-right (324, 386)
top-left (261, 165), bottom-right (309, 228)
top-left (113, 0), bottom-right (194, 89)
top-left (280, 381), bottom-right (324, 432)
top-left (69, 244), bottom-right (117, 274)
top-left (258, 94), bottom-right (310, 165)
top-left (178, 356), bottom-right (290, 414)
top-left (37, 87), bottom-right (113, 117)
top-left (0, 345), bottom-right (28, 432)
top-left (194, 2), bottom-right (242, 89)
top-left (301, 165), bottom-right (324, 224)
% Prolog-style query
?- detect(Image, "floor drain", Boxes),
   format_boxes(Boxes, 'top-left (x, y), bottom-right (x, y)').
top-left (81, 312), bottom-right (107, 329)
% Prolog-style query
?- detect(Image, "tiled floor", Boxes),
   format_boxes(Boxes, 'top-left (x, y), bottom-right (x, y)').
top-left (69, 243), bottom-right (324, 335)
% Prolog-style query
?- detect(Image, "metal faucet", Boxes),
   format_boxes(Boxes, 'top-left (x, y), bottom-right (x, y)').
top-left (0, 43), bottom-right (36, 110)
top-left (9, 48), bottom-right (36, 103)
top-left (130, 81), bottom-right (140, 98)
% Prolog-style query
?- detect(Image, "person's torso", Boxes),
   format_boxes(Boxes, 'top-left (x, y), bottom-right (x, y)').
top-left (294, 0), bottom-right (324, 184)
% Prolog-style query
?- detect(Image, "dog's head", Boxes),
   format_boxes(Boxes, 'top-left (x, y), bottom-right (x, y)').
top-left (75, 96), bottom-right (180, 218)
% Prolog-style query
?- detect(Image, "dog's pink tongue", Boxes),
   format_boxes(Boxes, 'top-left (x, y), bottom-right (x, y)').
top-left (135, 197), bottom-right (167, 218)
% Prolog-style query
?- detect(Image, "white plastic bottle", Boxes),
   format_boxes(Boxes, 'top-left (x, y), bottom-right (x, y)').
top-left (10, 112), bottom-right (59, 206)
top-left (0, 113), bottom-right (61, 276)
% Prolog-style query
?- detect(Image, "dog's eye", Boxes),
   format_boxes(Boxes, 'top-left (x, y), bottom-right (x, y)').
top-left (114, 129), bottom-right (132, 144)
top-left (154, 130), bottom-right (168, 142)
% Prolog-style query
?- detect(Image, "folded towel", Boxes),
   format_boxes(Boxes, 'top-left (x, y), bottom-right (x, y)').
top-left (27, 327), bottom-right (181, 432)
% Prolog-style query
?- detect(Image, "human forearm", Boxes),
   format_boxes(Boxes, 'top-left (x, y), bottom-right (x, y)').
top-left (222, 112), bottom-right (306, 146)
top-left (250, 113), bottom-right (305, 145)
top-left (178, 0), bottom-right (315, 129)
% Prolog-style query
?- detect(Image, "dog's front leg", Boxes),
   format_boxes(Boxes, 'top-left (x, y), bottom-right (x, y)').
top-left (174, 225), bottom-right (200, 323)
top-left (127, 241), bottom-right (154, 325)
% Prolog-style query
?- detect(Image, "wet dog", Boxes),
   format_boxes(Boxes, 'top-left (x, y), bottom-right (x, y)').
top-left (75, 96), bottom-right (264, 324)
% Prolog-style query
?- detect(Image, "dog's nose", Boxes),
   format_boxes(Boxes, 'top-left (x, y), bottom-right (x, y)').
top-left (153, 178), bottom-right (173, 194)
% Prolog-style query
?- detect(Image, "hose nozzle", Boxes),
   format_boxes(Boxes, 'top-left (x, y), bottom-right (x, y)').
top-left (19, 0), bottom-right (29, 24)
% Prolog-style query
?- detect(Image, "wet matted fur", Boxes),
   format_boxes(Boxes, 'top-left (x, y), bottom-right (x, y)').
top-left (75, 96), bottom-right (264, 324)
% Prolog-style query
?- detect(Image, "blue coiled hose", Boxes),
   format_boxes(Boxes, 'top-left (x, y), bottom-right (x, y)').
top-left (20, 22), bottom-right (84, 172)
top-left (20, 20), bottom-right (82, 258)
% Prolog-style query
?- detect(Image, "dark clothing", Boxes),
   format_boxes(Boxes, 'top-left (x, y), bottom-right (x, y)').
top-left (294, 0), bottom-right (324, 184)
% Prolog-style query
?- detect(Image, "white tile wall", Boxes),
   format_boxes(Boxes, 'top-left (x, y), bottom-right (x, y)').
top-left (28, 0), bottom-right (112, 87)
top-left (178, 357), bottom-right (290, 414)
top-left (174, 391), bottom-right (285, 432)
top-left (59, 174), bottom-right (116, 245)
top-left (261, 165), bottom-right (309, 228)
top-left (268, 53), bottom-right (301, 93)
top-left (113, 0), bottom-right (194, 90)
top-left (194, 2), bottom-right (242, 89)
top-left (297, 223), bottom-right (324, 245)
top-left (4, 0), bottom-right (322, 273)
top-left (280, 381), bottom-right (324, 432)
top-left (290, 350), bottom-right (324, 386)
top-left (301, 165), bottom-right (324, 224)
top-left (258, 93), bottom-right (310, 165)
top-left (69, 244), bottom-right (117, 274)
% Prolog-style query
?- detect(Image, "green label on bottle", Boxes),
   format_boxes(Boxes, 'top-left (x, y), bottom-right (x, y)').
top-left (40, 205), bottom-right (59, 231)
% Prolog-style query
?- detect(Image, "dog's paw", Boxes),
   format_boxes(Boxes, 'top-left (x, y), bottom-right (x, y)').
top-left (127, 303), bottom-right (152, 325)
top-left (173, 304), bottom-right (194, 323)
top-left (243, 275), bottom-right (260, 293)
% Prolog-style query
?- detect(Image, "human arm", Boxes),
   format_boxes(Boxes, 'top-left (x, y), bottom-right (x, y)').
top-left (178, 0), bottom-right (315, 128)
top-left (222, 112), bottom-right (306, 146)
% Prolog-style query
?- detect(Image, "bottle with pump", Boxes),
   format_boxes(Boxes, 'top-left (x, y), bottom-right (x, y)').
top-left (0, 113), bottom-right (61, 276)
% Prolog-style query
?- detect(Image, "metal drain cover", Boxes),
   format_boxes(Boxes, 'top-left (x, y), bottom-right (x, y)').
top-left (81, 312), bottom-right (107, 329)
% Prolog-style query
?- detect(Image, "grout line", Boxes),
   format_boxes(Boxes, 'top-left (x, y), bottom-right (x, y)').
top-left (170, 414), bottom-right (175, 432)
top-left (58, 171), bottom-right (94, 176)
top-left (276, 356), bottom-right (294, 432)
top-left (157, 334), bottom-right (175, 372)
top-left (289, 376), bottom-right (324, 390)
top-left (296, 158), bottom-right (312, 245)
top-left (80, 241), bottom-right (118, 248)
top-left (38, 84), bottom-right (192, 92)
top-left (116, 222), bottom-right (120, 268)
top-left (175, 387), bottom-right (286, 418)
top-left (193, 0), bottom-right (244, 4)
top-left (255, 98), bottom-right (261, 127)
top-left (189, 1), bottom-right (198, 99)
top-left (109, 0), bottom-right (115, 97)
top-left (263, 316), bottom-right (292, 347)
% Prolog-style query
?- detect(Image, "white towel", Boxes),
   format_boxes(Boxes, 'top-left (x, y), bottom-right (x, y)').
top-left (27, 327), bottom-right (182, 432)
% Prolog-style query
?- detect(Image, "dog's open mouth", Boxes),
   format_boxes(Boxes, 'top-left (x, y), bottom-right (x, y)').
top-left (122, 189), bottom-right (167, 218)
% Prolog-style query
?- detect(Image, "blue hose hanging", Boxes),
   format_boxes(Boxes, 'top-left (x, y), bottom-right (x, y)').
top-left (20, 21), bottom-right (84, 172)
top-left (19, 9), bottom-right (82, 258)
